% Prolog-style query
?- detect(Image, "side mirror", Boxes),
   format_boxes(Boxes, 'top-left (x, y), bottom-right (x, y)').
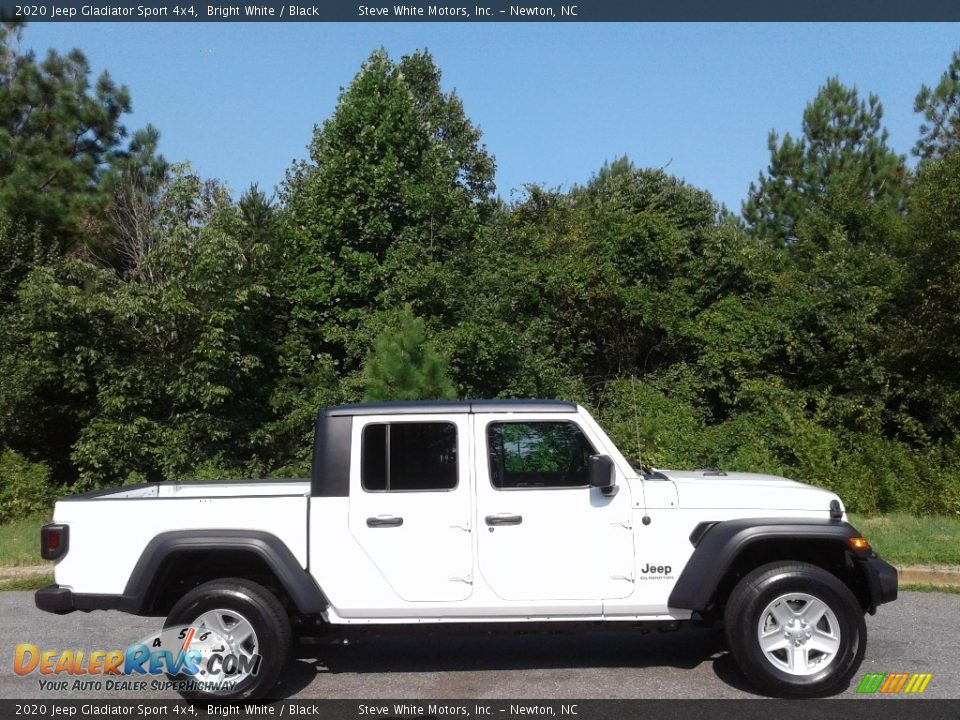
top-left (589, 455), bottom-right (618, 496)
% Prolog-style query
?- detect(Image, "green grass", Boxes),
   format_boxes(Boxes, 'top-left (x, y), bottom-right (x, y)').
top-left (0, 573), bottom-right (52, 591)
top-left (849, 513), bottom-right (960, 566)
top-left (0, 515), bottom-right (48, 567)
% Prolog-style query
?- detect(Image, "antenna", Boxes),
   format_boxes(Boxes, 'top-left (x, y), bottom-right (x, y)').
top-left (632, 375), bottom-right (653, 526)
top-left (631, 375), bottom-right (643, 473)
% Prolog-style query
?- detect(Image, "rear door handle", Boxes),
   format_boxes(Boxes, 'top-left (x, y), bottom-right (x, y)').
top-left (367, 516), bottom-right (403, 528)
top-left (485, 514), bottom-right (523, 526)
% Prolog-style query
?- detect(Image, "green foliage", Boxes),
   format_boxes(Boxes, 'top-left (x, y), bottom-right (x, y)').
top-left (0, 449), bottom-right (54, 523)
top-left (67, 167), bottom-right (287, 488)
top-left (276, 48), bottom-right (495, 442)
top-left (595, 375), bottom-right (708, 469)
top-left (3, 33), bottom-right (960, 517)
top-left (0, 258), bottom-right (122, 483)
top-left (0, 211), bottom-right (54, 305)
top-left (0, 165), bottom-right (290, 488)
top-left (914, 50), bottom-right (960, 161)
top-left (595, 374), bottom-right (960, 515)
top-left (364, 306), bottom-right (456, 401)
top-left (744, 77), bottom-right (906, 246)
top-left (0, 24), bottom-right (165, 255)
top-left (893, 150), bottom-right (960, 439)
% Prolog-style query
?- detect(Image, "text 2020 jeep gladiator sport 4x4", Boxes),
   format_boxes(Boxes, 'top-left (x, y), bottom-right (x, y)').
top-left (35, 400), bottom-right (897, 699)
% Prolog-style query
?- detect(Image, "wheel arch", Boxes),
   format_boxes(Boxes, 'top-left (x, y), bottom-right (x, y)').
top-left (123, 530), bottom-right (328, 617)
top-left (668, 519), bottom-right (874, 615)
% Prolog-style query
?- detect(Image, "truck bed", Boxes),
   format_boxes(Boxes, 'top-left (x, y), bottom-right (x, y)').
top-left (51, 480), bottom-right (311, 598)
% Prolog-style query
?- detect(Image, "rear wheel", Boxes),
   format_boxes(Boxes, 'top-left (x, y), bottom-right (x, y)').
top-left (724, 561), bottom-right (866, 697)
top-left (164, 578), bottom-right (291, 700)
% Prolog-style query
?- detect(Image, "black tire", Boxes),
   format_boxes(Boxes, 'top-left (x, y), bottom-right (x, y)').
top-left (724, 561), bottom-right (866, 697)
top-left (164, 578), bottom-right (291, 700)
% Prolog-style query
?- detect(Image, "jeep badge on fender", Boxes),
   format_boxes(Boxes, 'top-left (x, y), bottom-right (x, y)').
top-left (35, 400), bottom-right (898, 699)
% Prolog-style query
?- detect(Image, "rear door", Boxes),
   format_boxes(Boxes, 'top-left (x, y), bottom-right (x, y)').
top-left (474, 414), bottom-right (636, 604)
top-left (347, 414), bottom-right (474, 602)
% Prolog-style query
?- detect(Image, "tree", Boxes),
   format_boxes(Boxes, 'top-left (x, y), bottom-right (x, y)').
top-left (0, 166), bottom-right (291, 488)
top-left (738, 79), bottom-right (907, 435)
top-left (444, 161), bottom-right (754, 404)
top-left (68, 167), bottom-right (288, 487)
top-left (0, 23), bottom-right (165, 255)
top-left (0, 210), bottom-right (54, 305)
top-left (743, 77), bottom-right (906, 246)
top-left (275, 48), bottom-right (494, 437)
top-left (893, 150), bottom-right (960, 438)
top-left (0, 258), bottom-right (123, 484)
top-left (914, 49), bottom-right (960, 161)
top-left (106, 124), bottom-right (169, 278)
top-left (363, 306), bottom-right (456, 401)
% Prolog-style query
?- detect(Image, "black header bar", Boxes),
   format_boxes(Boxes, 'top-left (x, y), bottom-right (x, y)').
top-left (2, 0), bottom-right (960, 22)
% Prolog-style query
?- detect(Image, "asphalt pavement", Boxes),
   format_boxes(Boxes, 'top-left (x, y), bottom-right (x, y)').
top-left (0, 590), bottom-right (956, 700)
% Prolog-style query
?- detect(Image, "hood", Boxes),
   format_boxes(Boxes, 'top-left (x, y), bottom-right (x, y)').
top-left (653, 469), bottom-right (843, 513)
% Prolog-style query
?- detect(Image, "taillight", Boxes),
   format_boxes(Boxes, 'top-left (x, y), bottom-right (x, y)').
top-left (40, 524), bottom-right (68, 561)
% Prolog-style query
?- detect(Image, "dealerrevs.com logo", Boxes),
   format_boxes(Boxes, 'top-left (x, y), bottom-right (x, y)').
top-left (856, 672), bottom-right (933, 695)
top-left (13, 624), bottom-right (261, 693)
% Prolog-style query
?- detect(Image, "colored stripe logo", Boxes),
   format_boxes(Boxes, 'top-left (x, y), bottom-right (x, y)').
top-left (857, 672), bottom-right (933, 694)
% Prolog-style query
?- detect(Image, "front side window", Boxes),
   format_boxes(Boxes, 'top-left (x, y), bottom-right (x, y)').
top-left (362, 422), bottom-right (458, 492)
top-left (487, 421), bottom-right (595, 489)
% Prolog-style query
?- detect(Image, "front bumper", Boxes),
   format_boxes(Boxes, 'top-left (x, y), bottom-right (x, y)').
top-left (860, 556), bottom-right (898, 611)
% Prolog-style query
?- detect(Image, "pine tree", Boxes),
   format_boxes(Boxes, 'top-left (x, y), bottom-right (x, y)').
top-left (914, 49), bottom-right (960, 162)
top-left (0, 23), bottom-right (166, 255)
top-left (743, 77), bottom-right (905, 246)
top-left (363, 307), bottom-right (456, 401)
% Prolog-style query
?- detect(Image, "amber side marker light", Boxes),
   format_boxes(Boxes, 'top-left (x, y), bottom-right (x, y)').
top-left (849, 536), bottom-right (871, 551)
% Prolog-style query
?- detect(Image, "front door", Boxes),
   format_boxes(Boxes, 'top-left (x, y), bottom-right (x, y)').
top-left (348, 415), bottom-right (474, 602)
top-left (474, 415), bottom-right (636, 603)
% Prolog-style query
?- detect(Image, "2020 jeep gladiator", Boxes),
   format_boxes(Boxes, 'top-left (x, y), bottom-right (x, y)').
top-left (35, 400), bottom-right (897, 699)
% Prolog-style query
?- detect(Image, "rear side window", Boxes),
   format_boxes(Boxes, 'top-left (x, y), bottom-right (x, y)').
top-left (362, 422), bottom-right (458, 492)
top-left (487, 421), bottom-right (595, 489)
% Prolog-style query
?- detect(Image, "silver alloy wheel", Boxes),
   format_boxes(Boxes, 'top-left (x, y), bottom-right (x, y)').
top-left (756, 592), bottom-right (842, 676)
top-left (192, 609), bottom-right (260, 686)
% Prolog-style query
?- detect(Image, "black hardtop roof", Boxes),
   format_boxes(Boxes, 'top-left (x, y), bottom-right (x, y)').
top-left (323, 399), bottom-right (578, 417)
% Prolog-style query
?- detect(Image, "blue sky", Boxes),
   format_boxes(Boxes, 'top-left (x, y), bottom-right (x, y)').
top-left (24, 22), bottom-right (960, 212)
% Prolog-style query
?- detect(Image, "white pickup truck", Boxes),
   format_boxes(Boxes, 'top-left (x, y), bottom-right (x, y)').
top-left (36, 400), bottom-right (897, 699)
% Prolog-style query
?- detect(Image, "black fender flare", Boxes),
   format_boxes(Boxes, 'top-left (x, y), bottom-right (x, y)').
top-left (667, 518), bottom-right (866, 611)
top-left (123, 529), bottom-right (328, 616)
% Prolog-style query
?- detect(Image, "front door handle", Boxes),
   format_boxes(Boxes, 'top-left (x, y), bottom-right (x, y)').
top-left (367, 516), bottom-right (403, 528)
top-left (485, 514), bottom-right (523, 526)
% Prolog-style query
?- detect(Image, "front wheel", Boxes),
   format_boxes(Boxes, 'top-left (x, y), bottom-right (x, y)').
top-left (164, 578), bottom-right (291, 700)
top-left (724, 561), bottom-right (866, 697)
